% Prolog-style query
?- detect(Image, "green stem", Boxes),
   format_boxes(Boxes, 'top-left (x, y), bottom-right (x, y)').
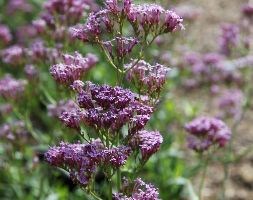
top-left (105, 133), bottom-right (112, 200)
top-left (221, 163), bottom-right (229, 200)
top-left (116, 133), bottom-right (121, 191)
top-left (198, 156), bottom-right (209, 200)
top-left (90, 191), bottom-right (103, 200)
top-left (108, 175), bottom-right (112, 200)
top-left (99, 42), bottom-right (122, 73)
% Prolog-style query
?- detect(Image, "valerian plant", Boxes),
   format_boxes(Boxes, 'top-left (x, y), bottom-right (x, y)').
top-left (43, 0), bottom-right (184, 199)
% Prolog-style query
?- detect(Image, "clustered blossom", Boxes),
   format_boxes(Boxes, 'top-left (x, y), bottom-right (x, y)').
top-left (24, 65), bottom-right (39, 80)
top-left (16, 25), bottom-right (37, 43)
top-left (70, 1), bottom-right (183, 43)
top-left (7, 0), bottom-right (33, 14)
top-left (127, 4), bottom-right (184, 35)
top-left (1, 45), bottom-right (23, 65)
top-left (103, 37), bottom-right (139, 58)
top-left (0, 104), bottom-right (13, 116)
top-left (0, 121), bottom-right (28, 142)
top-left (219, 23), bottom-right (240, 57)
top-left (60, 108), bottom-right (83, 129)
top-left (42, 0), bottom-right (97, 28)
top-left (241, 3), bottom-right (253, 18)
top-left (182, 52), bottom-right (242, 89)
top-left (25, 40), bottom-right (47, 61)
top-left (173, 5), bottom-right (201, 22)
top-left (130, 130), bottom-right (163, 160)
top-left (50, 52), bottom-right (97, 85)
top-left (0, 24), bottom-right (12, 45)
top-left (125, 60), bottom-right (170, 96)
top-left (47, 100), bottom-right (78, 118)
top-left (105, 0), bottom-right (132, 15)
top-left (113, 178), bottom-right (159, 200)
top-left (65, 81), bottom-right (153, 134)
top-left (0, 75), bottom-right (27, 100)
top-left (216, 89), bottom-right (244, 119)
top-left (45, 140), bottom-right (103, 187)
top-left (185, 116), bottom-right (231, 152)
top-left (45, 140), bottom-right (132, 187)
top-left (69, 10), bottom-right (113, 42)
top-left (102, 146), bottom-right (132, 168)
top-left (32, 19), bottom-right (47, 34)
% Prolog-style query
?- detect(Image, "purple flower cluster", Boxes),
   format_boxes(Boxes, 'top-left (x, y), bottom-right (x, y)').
top-left (47, 100), bottom-right (78, 118)
top-left (16, 25), bottom-right (37, 44)
top-left (130, 130), bottom-right (163, 160)
top-left (182, 51), bottom-right (242, 89)
top-left (185, 117), bottom-right (231, 152)
top-left (7, 0), bottom-right (33, 14)
top-left (113, 178), bottom-right (159, 200)
top-left (102, 146), bottom-right (132, 168)
top-left (216, 89), bottom-right (244, 119)
top-left (0, 75), bottom-right (27, 100)
top-left (128, 4), bottom-right (183, 34)
top-left (0, 121), bottom-right (28, 142)
top-left (65, 82), bottom-right (153, 134)
top-left (0, 104), bottom-right (13, 116)
top-left (173, 5), bottom-right (201, 22)
top-left (241, 3), bottom-right (253, 18)
top-left (25, 40), bottom-right (47, 61)
top-left (24, 65), bottom-right (39, 80)
top-left (103, 36), bottom-right (139, 58)
top-left (1, 45), bottom-right (23, 65)
top-left (42, 0), bottom-right (97, 28)
top-left (70, 1), bottom-right (183, 43)
top-left (125, 60), bottom-right (170, 96)
top-left (0, 24), bottom-right (12, 45)
top-left (105, 0), bottom-right (132, 15)
top-left (60, 108), bottom-right (83, 129)
top-left (69, 10), bottom-right (113, 42)
top-left (45, 140), bottom-right (132, 187)
top-left (32, 19), bottom-right (47, 34)
top-left (45, 140), bottom-right (103, 187)
top-left (50, 52), bottom-right (97, 85)
top-left (219, 23), bottom-right (240, 57)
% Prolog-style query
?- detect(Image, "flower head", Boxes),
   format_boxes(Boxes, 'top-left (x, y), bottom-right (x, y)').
top-left (50, 52), bottom-right (97, 85)
top-left (103, 37), bottom-right (138, 59)
top-left (0, 75), bottom-right (27, 100)
top-left (102, 146), bottom-right (132, 168)
top-left (0, 24), bottom-right (12, 45)
top-left (0, 121), bottom-right (28, 142)
top-left (219, 23), bottom-right (240, 57)
top-left (45, 140), bottom-right (103, 187)
top-left (7, 0), bottom-right (33, 14)
top-left (241, 3), bottom-right (253, 18)
top-left (130, 130), bottom-right (163, 160)
top-left (113, 178), bottom-right (159, 200)
top-left (217, 89), bottom-right (244, 119)
top-left (73, 82), bottom-right (153, 134)
top-left (185, 116), bottom-right (231, 152)
top-left (47, 100), bottom-right (78, 118)
top-left (24, 65), bottom-right (39, 80)
top-left (1, 45), bottom-right (23, 65)
top-left (125, 60), bottom-right (170, 96)
top-left (127, 4), bottom-right (183, 35)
